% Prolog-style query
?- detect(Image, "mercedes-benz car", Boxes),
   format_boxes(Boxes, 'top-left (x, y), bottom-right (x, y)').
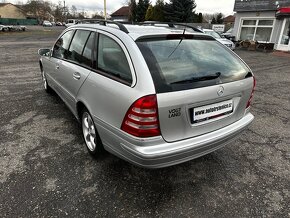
top-left (38, 21), bottom-right (255, 168)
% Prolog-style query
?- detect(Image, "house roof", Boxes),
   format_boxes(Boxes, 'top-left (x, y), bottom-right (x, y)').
top-left (234, 0), bottom-right (290, 12)
top-left (0, 3), bottom-right (25, 12)
top-left (111, 6), bottom-right (130, 17)
top-left (223, 15), bottom-right (235, 23)
top-left (0, 3), bottom-right (10, 7)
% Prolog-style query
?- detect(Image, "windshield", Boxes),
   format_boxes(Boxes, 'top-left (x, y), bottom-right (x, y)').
top-left (137, 37), bottom-right (251, 93)
top-left (204, 31), bottom-right (222, 39)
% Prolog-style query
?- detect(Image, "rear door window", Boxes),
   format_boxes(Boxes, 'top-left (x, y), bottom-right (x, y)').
top-left (67, 30), bottom-right (94, 67)
top-left (97, 34), bottom-right (132, 84)
top-left (137, 36), bottom-right (251, 93)
top-left (52, 30), bottom-right (74, 59)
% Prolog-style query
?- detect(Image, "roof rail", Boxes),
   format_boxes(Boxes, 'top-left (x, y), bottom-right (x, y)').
top-left (76, 19), bottom-right (129, 33)
top-left (139, 21), bottom-right (203, 33)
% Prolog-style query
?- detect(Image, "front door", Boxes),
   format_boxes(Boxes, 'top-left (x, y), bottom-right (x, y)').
top-left (56, 30), bottom-right (95, 112)
top-left (277, 18), bottom-right (290, 51)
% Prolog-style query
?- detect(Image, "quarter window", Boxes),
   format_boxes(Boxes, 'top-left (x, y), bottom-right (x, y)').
top-left (240, 19), bottom-right (274, 42)
top-left (52, 30), bottom-right (74, 59)
top-left (97, 34), bottom-right (132, 84)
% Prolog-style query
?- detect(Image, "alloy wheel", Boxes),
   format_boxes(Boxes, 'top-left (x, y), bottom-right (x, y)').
top-left (82, 112), bottom-right (97, 152)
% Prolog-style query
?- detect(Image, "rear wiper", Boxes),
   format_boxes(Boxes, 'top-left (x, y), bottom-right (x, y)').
top-left (168, 26), bottom-right (186, 58)
top-left (170, 72), bottom-right (221, 84)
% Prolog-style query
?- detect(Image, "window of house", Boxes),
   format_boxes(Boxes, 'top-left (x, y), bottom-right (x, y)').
top-left (240, 19), bottom-right (274, 42)
top-left (280, 18), bottom-right (290, 45)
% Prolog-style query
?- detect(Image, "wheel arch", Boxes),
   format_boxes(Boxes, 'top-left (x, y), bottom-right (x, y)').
top-left (76, 101), bottom-right (87, 122)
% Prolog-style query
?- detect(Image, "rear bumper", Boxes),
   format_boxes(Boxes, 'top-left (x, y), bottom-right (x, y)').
top-left (96, 113), bottom-right (254, 168)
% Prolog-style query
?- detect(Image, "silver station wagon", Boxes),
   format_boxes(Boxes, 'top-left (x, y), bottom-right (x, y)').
top-left (38, 20), bottom-right (255, 168)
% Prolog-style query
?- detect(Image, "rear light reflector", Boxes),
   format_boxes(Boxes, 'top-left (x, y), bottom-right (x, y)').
top-left (246, 76), bottom-right (256, 108)
top-left (121, 95), bottom-right (161, 137)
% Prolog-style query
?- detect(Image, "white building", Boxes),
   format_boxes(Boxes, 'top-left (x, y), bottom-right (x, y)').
top-left (233, 0), bottom-right (290, 51)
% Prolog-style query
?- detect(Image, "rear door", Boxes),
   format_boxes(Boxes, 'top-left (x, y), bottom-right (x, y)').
top-left (137, 36), bottom-right (254, 142)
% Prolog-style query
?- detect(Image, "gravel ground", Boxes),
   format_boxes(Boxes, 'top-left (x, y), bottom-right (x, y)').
top-left (0, 27), bottom-right (289, 217)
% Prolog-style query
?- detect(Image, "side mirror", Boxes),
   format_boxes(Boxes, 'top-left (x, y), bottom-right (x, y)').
top-left (38, 48), bottom-right (51, 56)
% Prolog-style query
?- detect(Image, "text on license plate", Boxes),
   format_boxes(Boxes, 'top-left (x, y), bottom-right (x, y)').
top-left (193, 100), bottom-right (233, 123)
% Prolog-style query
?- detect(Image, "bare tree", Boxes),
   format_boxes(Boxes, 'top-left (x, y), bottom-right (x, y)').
top-left (24, 0), bottom-right (52, 21)
top-left (71, 5), bottom-right (77, 18)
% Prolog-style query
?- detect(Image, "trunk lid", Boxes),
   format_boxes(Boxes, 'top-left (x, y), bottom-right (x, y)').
top-left (157, 78), bottom-right (253, 142)
top-left (136, 34), bottom-right (254, 142)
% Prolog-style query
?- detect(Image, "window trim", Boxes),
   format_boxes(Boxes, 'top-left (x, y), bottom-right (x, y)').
top-left (51, 28), bottom-right (136, 87)
top-left (238, 17), bottom-right (275, 42)
top-left (52, 28), bottom-right (97, 72)
top-left (92, 30), bottom-right (136, 87)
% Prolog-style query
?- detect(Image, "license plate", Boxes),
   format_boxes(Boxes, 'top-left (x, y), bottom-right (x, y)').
top-left (193, 100), bottom-right (233, 123)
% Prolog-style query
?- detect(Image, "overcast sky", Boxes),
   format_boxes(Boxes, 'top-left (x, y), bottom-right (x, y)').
top-left (11, 0), bottom-right (235, 16)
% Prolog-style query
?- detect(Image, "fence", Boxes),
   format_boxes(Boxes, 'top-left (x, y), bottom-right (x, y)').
top-left (0, 18), bottom-right (38, 25)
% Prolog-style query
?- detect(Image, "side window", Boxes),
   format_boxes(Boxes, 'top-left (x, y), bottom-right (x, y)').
top-left (67, 30), bottom-right (91, 64)
top-left (97, 34), bottom-right (132, 84)
top-left (52, 30), bottom-right (74, 59)
top-left (82, 33), bottom-right (94, 67)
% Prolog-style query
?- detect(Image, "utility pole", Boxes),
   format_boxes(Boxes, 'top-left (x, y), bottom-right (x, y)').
top-left (63, 0), bottom-right (66, 22)
top-left (104, 0), bottom-right (107, 20)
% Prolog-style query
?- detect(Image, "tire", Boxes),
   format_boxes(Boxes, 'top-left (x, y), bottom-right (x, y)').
top-left (41, 70), bottom-right (52, 93)
top-left (81, 109), bottom-right (104, 156)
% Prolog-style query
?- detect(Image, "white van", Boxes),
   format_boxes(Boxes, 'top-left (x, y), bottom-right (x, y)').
top-left (65, 19), bottom-right (77, 27)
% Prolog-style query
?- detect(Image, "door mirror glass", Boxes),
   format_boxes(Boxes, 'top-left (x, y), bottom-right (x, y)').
top-left (38, 48), bottom-right (51, 56)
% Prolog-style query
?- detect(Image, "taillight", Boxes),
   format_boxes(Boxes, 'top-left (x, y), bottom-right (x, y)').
top-left (246, 76), bottom-right (256, 108)
top-left (121, 95), bottom-right (161, 137)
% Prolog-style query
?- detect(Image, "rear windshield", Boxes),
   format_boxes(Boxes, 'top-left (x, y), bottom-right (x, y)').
top-left (137, 36), bottom-right (251, 93)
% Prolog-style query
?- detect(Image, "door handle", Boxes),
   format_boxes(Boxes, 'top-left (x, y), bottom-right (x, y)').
top-left (73, 72), bottom-right (81, 80)
top-left (56, 65), bottom-right (60, 70)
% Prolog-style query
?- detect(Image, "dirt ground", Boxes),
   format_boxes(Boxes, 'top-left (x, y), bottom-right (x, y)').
top-left (0, 26), bottom-right (289, 217)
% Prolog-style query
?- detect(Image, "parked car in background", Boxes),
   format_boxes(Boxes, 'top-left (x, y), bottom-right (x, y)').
top-left (14, 25), bottom-right (26, 31)
top-left (203, 29), bottom-right (236, 50)
top-left (38, 21), bottom-right (255, 168)
top-left (43, 20), bottom-right (53, 27)
top-left (0, 25), bottom-right (9, 31)
top-left (56, 22), bottom-right (63, 26)
top-left (65, 19), bottom-right (77, 27)
top-left (222, 28), bottom-right (236, 42)
top-left (6, 25), bottom-right (13, 31)
top-left (0, 25), bottom-right (26, 31)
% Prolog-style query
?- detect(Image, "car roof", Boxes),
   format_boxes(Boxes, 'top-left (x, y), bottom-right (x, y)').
top-left (126, 25), bottom-right (207, 40)
top-left (69, 23), bottom-right (207, 41)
